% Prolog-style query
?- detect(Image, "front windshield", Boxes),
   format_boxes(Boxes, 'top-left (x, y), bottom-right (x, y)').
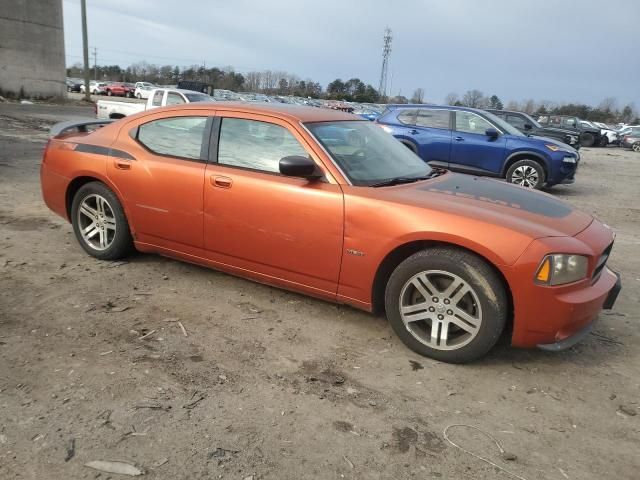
top-left (306, 120), bottom-right (432, 186)
top-left (481, 111), bottom-right (525, 136)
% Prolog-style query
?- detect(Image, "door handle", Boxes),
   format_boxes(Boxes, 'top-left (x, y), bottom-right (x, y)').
top-left (114, 159), bottom-right (131, 170)
top-left (211, 175), bottom-right (232, 188)
top-left (454, 136), bottom-right (464, 141)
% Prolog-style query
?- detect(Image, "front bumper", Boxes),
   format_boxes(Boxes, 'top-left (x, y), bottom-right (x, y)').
top-left (537, 270), bottom-right (621, 351)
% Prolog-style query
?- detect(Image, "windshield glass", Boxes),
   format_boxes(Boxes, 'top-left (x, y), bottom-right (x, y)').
top-left (481, 111), bottom-right (525, 136)
top-left (306, 120), bottom-right (432, 186)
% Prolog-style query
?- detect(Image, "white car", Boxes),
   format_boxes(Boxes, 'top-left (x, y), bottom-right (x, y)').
top-left (134, 82), bottom-right (157, 100)
top-left (96, 88), bottom-right (214, 119)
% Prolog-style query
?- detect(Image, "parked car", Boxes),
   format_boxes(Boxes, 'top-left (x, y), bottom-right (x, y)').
top-left (66, 78), bottom-right (82, 93)
top-left (82, 82), bottom-right (108, 95)
top-left (376, 105), bottom-right (580, 189)
top-left (487, 109), bottom-right (580, 149)
top-left (580, 120), bottom-right (619, 146)
top-left (620, 127), bottom-right (640, 151)
top-left (134, 82), bottom-right (157, 100)
top-left (41, 103), bottom-right (620, 363)
top-left (103, 82), bottom-right (131, 97)
top-left (96, 88), bottom-right (214, 119)
top-left (537, 115), bottom-right (601, 147)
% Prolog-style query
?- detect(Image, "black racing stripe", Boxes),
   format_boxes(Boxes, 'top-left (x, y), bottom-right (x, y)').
top-left (421, 174), bottom-right (573, 218)
top-left (74, 143), bottom-right (136, 160)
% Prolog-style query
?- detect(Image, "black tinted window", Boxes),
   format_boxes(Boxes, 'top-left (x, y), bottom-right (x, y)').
top-left (397, 109), bottom-right (418, 125)
top-left (218, 118), bottom-right (308, 173)
top-left (506, 114), bottom-right (527, 129)
top-left (137, 117), bottom-right (208, 160)
top-left (416, 109), bottom-right (450, 129)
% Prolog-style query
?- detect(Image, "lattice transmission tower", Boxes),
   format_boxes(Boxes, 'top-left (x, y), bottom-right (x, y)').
top-left (378, 28), bottom-right (392, 99)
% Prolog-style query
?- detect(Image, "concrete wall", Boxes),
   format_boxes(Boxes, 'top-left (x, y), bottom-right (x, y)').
top-left (0, 0), bottom-right (66, 98)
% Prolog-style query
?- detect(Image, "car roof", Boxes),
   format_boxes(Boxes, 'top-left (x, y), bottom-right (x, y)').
top-left (386, 103), bottom-right (489, 115)
top-left (156, 102), bottom-right (360, 123)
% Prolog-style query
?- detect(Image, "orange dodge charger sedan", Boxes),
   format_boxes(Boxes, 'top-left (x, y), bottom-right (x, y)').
top-left (41, 103), bottom-right (621, 363)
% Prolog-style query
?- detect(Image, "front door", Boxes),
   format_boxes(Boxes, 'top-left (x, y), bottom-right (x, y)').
top-left (449, 110), bottom-right (506, 175)
top-left (203, 114), bottom-right (344, 296)
top-left (107, 113), bottom-right (210, 249)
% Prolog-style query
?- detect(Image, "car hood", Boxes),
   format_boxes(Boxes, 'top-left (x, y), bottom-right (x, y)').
top-left (374, 172), bottom-right (593, 239)
top-left (508, 134), bottom-right (578, 154)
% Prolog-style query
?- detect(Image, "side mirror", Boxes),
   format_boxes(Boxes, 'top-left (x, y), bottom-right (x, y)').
top-left (279, 156), bottom-right (321, 179)
top-left (485, 128), bottom-right (499, 139)
top-left (524, 123), bottom-right (533, 131)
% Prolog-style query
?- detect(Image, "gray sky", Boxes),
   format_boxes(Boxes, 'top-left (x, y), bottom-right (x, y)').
top-left (63, 0), bottom-right (639, 107)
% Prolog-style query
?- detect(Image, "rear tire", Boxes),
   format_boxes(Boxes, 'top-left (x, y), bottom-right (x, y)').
top-left (599, 136), bottom-right (608, 147)
top-left (384, 247), bottom-right (507, 363)
top-left (580, 132), bottom-right (595, 147)
top-left (505, 159), bottom-right (545, 189)
top-left (71, 182), bottom-right (133, 261)
top-left (136, 93), bottom-right (142, 99)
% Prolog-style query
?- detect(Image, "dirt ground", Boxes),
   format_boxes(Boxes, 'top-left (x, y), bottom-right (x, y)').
top-left (1, 102), bottom-right (638, 480)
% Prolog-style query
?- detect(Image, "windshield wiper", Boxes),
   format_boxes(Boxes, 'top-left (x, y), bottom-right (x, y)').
top-left (370, 169), bottom-right (445, 187)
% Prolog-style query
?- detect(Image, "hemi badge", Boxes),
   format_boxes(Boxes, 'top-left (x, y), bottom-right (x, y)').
top-left (346, 249), bottom-right (365, 257)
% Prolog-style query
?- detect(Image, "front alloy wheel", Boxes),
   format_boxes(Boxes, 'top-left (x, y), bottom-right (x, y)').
top-left (506, 159), bottom-right (545, 189)
top-left (633, 142), bottom-right (640, 153)
top-left (385, 247), bottom-right (507, 363)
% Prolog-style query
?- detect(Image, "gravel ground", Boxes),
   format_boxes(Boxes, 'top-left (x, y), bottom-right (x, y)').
top-left (0, 102), bottom-right (639, 480)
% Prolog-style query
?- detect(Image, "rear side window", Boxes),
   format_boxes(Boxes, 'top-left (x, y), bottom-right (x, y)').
top-left (166, 92), bottom-right (186, 105)
top-left (137, 116), bottom-right (208, 160)
top-left (397, 109), bottom-right (418, 125)
top-left (151, 90), bottom-right (164, 107)
top-left (455, 111), bottom-right (493, 134)
top-left (217, 118), bottom-right (308, 173)
top-left (416, 109), bottom-right (450, 129)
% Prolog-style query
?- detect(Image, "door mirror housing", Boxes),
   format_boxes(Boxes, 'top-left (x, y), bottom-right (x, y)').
top-left (279, 156), bottom-right (322, 179)
top-left (485, 128), bottom-right (499, 139)
top-left (524, 123), bottom-right (533, 131)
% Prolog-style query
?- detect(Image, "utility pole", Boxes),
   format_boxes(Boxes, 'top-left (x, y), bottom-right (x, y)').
top-left (81, 0), bottom-right (90, 101)
top-left (378, 28), bottom-right (392, 101)
top-left (92, 47), bottom-right (98, 81)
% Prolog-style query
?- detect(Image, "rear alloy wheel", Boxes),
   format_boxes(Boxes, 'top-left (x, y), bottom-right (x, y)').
top-left (599, 136), bottom-right (609, 147)
top-left (580, 132), bottom-right (595, 147)
top-left (385, 248), bottom-right (507, 363)
top-left (632, 142), bottom-right (640, 153)
top-left (71, 182), bottom-right (133, 260)
top-left (506, 159), bottom-right (545, 189)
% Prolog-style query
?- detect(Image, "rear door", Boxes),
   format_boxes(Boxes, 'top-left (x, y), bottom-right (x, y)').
top-left (449, 110), bottom-right (507, 175)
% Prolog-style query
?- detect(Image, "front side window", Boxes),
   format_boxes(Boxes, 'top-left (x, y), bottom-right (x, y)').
top-left (217, 118), bottom-right (308, 173)
top-left (307, 120), bottom-right (432, 186)
top-left (137, 116), bottom-right (208, 160)
top-left (455, 111), bottom-right (493, 134)
top-left (416, 109), bottom-right (451, 129)
top-left (151, 90), bottom-right (164, 107)
top-left (166, 92), bottom-right (186, 105)
top-left (506, 114), bottom-right (527, 130)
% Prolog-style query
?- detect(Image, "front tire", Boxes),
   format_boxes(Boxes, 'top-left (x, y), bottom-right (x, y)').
top-left (136, 93), bottom-right (142, 99)
top-left (506, 159), bottom-right (545, 189)
top-left (71, 182), bottom-right (133, 261)
top-left (632, 142), bottom-right (640, 153)
top-left (599, 136), bottom-right (608, 147)
top-left (580, 132), bottom-right (595, 147)
top-left (384, 248), bottom-right (507, 363)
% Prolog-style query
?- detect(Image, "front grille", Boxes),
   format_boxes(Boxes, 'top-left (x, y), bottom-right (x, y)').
top-left (593, 242), bottom-right (613, 280)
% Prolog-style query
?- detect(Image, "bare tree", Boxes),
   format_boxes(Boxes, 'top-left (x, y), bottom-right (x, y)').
top-left (444, 92), bottom-right (459, 105)
top-left (244, 71), bottom-right (262, 92)
top-left (505, 100), bottom-right (520, 111)
top-left (522, 99), bottom-right (536, 114)
top-left (461, 89), bottom-right (485, 108)
top-left (411, 88), bottom-right (425, 103)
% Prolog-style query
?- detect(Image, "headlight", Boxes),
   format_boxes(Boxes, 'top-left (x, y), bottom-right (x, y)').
top-left (535, 254), bottom-right (588, 285)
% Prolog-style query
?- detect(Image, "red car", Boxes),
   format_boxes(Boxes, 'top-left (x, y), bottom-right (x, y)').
top-left (104, 82), bottom-right (133, 97)
top-left (40, 103), bottom-right (621, 363)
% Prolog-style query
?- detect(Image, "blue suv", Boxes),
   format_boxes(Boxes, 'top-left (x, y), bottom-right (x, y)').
top-left (376, 105), bottom-right (579, 189)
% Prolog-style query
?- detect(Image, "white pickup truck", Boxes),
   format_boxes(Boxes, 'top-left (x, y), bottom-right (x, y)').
top-left (96, 88), bottom-right (214, 119)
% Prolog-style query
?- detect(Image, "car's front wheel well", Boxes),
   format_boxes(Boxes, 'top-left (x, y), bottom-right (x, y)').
top-left (109, 113), bottom-right (125, 119)
top-left (502, 154), bottom-right (547, 179)
top-left (371, 240), bottom-right (513, 328)
top-left (399, 139), bottom-right (418, 153)
top-left (65, 176), bottom-right (103, 220)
